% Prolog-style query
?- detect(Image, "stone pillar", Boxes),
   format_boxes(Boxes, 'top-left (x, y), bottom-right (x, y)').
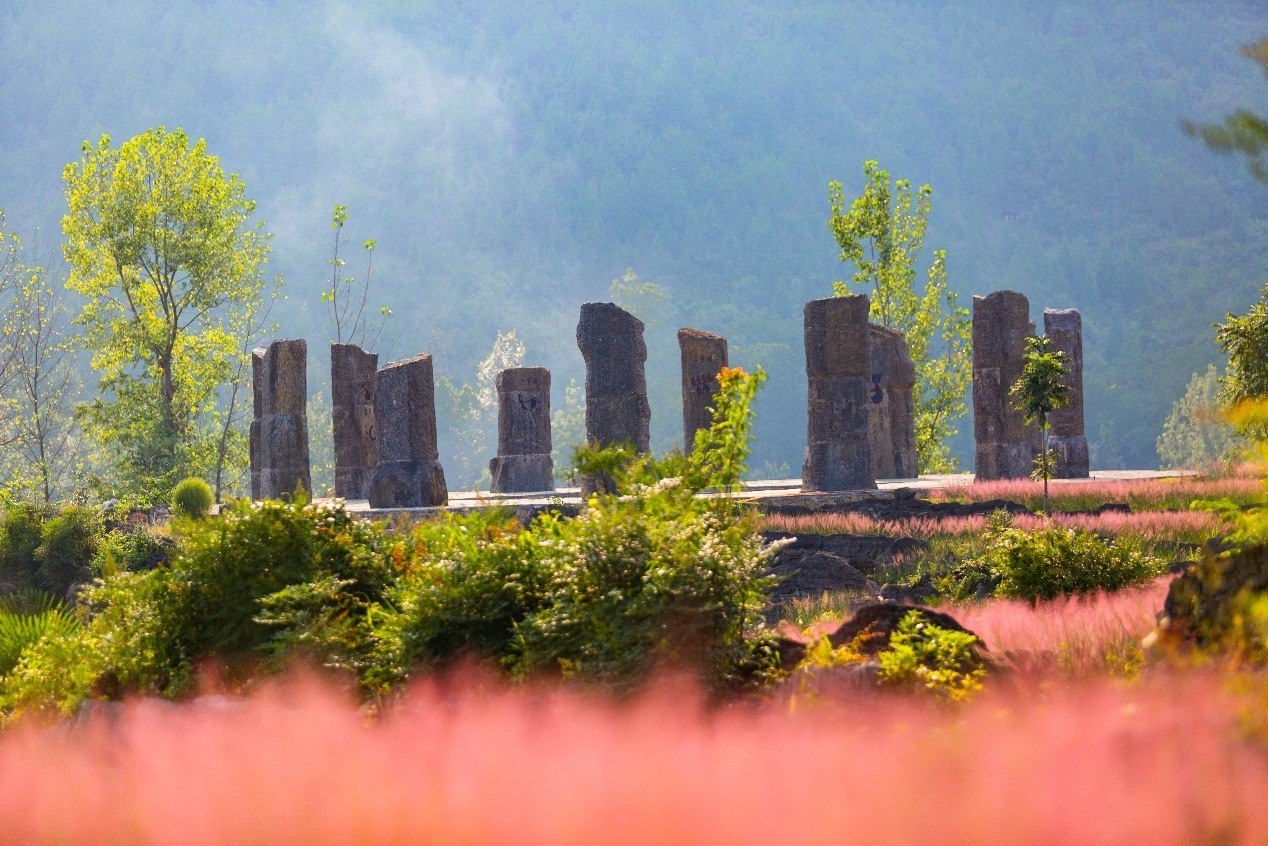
top-left (972, 291), bottom-right (1041, 480)
top-left (802, 295), bottom-right (876, 491)
top-left (866, 324), bottom-right (919, 480)
top-left (1043, 307), bottom-right (1089, 478)
top-left (678, 328), bottom-right (728, 453)
top-left (366, 353), bottom-right (448, 508)
top-left (331, 343), bottom-right (378, 499)
top-left (250, 339), bottom-right (311, 500)
top-left (489, 367), bottom-right (554, 492)
top-left (577, 302), bottom-right (650, 493)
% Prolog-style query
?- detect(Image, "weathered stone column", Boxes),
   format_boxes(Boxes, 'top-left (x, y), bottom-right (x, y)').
top-left (866, 324), bottom-right (919, 480)
top-left (1043, 307), bottom-right (1089, 478)
top-left (489, 367), bottom-right (554, 492)
top-left (577, 302), bottom-right (650, 494)
top-left (802, 295), bottom-right (876, 491)
top-left (972, 291), bottom-right (1041, 480)
top-left (250, 339), bottom-right (312, 500)
top-left (678, 328), bottom-right (728, 453)
top-left (331, 343), bottom-right (378, 499)
top-left (367, 353), bottom-right (448, 508)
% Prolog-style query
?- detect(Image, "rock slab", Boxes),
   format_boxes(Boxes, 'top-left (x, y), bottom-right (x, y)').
top-left (577, 302), bottom-right (650, 493)
top-left (250, 339), bottom-right (311, 499)
top-left (866, 324), bottom-right (918, 480)
top-left (802, 295), bottom-right (877, 491)
top-left (367, 353), bottom-right (448, 508)
top-left (490, 366), bottom-right (554, 492)
top-left (331, 343), bottom-right (378, 499)
top-left (972, 291), bottom-right (1041, 480)
top-left (678, 328), bottom-right (728, 453)
top-left (1043, 308), bottom-right (1089, 478)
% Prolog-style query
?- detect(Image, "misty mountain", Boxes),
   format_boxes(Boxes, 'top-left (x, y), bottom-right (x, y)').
top-left (2, 0), bottom-right (1266, 481)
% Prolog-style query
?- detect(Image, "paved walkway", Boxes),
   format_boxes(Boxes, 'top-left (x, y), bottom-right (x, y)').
top-left (335, 469), bottom-right (1196, 520)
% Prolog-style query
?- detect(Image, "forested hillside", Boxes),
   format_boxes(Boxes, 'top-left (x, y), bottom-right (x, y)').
top-left (1, 0), bottom-right (1266, 484)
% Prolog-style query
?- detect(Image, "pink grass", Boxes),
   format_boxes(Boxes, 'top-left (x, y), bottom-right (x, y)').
top-left (766, 509), bottom-right (1219, 540)
top-left (933, 476), bottom-right (1263, 509)
top-left (953, 579), bottom-right (1170, 675)
top-left (0, 669), bottom-right (1265, 844)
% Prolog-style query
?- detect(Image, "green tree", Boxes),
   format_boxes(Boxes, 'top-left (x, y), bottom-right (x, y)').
top-left (1184, 37), bottom-right (1268, 182)
top-left (9, 267), bottom-right (85, 504)
top-left (828, 161), bottom-right (971, 473)
top-left (0, 213), bottom-right (35, 425)
top-left (322, 204), bottom-right (390, 348)
top-left (61, 127), bottom-right (272, 502)
top-left (1157, 365), bottom-right (1248, 470)
top-left (1215, 283), bottom-right (1268, 440)
top-left (1010, 335), bottom-right (1071, 514)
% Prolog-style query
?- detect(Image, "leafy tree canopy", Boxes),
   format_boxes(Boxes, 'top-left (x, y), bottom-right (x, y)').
top-left (62, 126), bottom-right (271, 501)
top-left (828, 162), bottom-right (971, 473)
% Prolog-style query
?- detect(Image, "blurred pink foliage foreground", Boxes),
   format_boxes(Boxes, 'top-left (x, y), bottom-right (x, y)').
top-left (0, 671), bottom-right (1265, 845)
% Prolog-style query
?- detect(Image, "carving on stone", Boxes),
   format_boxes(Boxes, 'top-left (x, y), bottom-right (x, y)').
top-left (489, 366), bottom-right (555, 492)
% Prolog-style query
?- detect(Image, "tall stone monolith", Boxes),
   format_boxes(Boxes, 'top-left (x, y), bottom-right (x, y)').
top-left (489, 367), bottom-right (554, 492)
top-left (250, 339), bottom-right (311, 500)
top-left (678, 328), bottom-right (728, 453)
top-left (366, 353), bottom-right (448, 508)
top-left (577, 302), bottom-right (650, 494)
top-left (802, 295), bottom-right (876, 491)
top-left (331, 343), bottom-right (378, 499)
top-left (972, 291), bottom-right (1041, 480)
top-left (866, 324), bottom-right (919, 480)
top-left (1043, 307), bottom-right (1090, 478)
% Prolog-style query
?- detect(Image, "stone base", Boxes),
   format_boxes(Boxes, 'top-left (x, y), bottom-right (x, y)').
top-left (253, 468), bottom-right (312, 501)
top-left (1050, 435), bottom-right (1090, 479)
top-left (367, 460), bottom-right (448, 508)
top-left (489, 454), bottom-right (555, 493)
top-left (975, 442), bottom-right (1039, 481)
top-left (335, 467), bottom-right (378, 501)
top-left (580, 472), bottom-right (619, 498)
top-left (802, 442), bottom-right (876, 492)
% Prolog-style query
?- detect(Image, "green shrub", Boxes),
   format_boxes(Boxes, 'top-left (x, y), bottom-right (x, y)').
top-left (0, 592), bottom-right (82, 677)
top-left (34, 507), bottom-right (100, 600)
top-left (174, 498), bottom-right (389, 667)
top-left (0, 504), bottom-right (46, 593)
top-left (876, 610), bottom-right (986, 701)
top-left (971, 523), bottom-right (1164, 602)
top-left (91, 528), bottom-right (171, 577)
top-left (6, 498), bottom-right (392, 712)
top-left (1, 568), bottom-right (178, 714)
top-left (366, 509), bottom-right (548, 691)
top-left (513, 477), bottom-right (777, 691)
top-left (171, 477), bottom-right (214, 520)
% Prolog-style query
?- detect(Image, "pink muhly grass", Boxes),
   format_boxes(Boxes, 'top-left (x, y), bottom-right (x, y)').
top-left (765, 510), bottom-right (1218, 541)
top-left (933, 476), bottom-right (1263, 511)
top-left (953, 578), bottom-right (1170, 677)
top-left (0, 670), bottom-right (1266, 844)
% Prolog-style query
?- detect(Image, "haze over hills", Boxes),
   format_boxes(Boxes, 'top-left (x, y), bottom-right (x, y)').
top-left (2, 0), bottom-right (1266, 483)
